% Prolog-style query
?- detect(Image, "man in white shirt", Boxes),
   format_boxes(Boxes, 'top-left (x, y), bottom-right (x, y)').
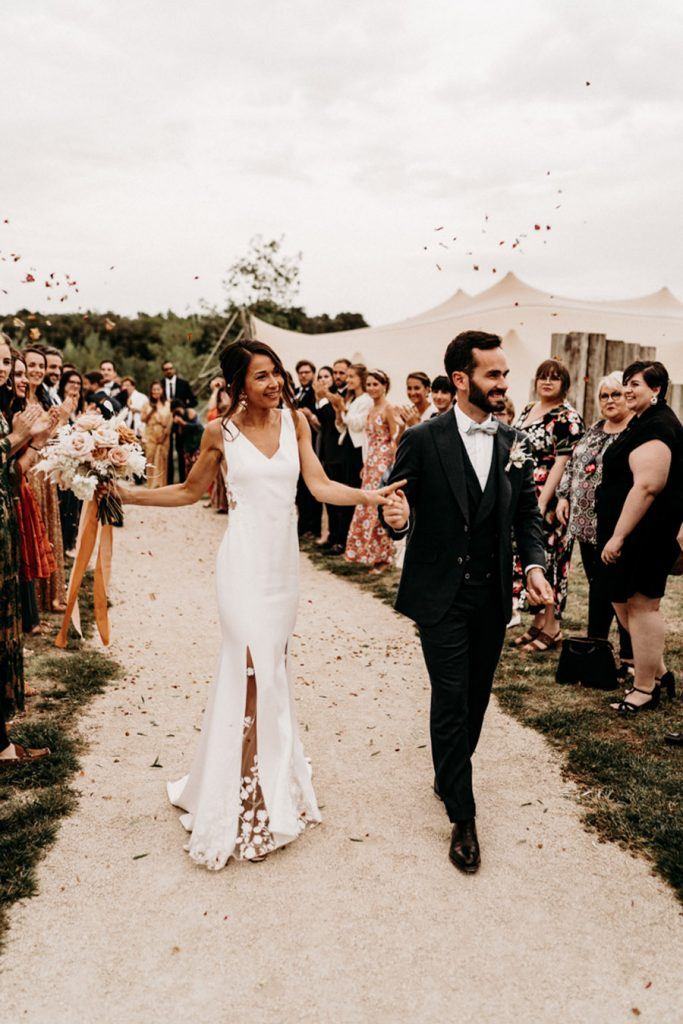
top-left (44, 347), bottom-right (63, 405)
top-left (381, 331), bottom-right (551, 875)
top-left (120, 375), bottom-right (147, 437)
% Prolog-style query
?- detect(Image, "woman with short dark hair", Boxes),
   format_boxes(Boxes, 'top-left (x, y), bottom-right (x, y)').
top-left (512, 358), bottom-right (584, 652)
top-left (597, 360), bottom-right (683, 713)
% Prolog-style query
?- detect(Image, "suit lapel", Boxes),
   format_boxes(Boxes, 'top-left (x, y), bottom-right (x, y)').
top-left (433, 413), bottom-right (470, 524)
top-left (495, 427), bottom-right (513, 531)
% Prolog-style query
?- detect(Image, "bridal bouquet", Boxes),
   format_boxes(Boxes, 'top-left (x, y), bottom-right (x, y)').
top-left (36, 410), bottom-right (146, 525)
top-left (36, 410), bottom-right (146, 649)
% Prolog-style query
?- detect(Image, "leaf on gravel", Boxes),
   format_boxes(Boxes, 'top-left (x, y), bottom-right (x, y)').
top-left (349, 837), bottom-right (364, 843)
top-left (150, 755), bottom-right (163, 768)
top-left (133, 853), bottom-right (149, 860)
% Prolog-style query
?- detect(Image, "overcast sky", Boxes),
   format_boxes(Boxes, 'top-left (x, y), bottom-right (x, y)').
top-left (1, 0), bottom-right (682, 324)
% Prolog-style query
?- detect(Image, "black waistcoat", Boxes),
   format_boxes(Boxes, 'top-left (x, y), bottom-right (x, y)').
top-left (461, 440), bottom-right (499, 584)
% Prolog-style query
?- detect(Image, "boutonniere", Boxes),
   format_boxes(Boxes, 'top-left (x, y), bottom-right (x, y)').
top-left (505, 438), bottom-right (532, 473)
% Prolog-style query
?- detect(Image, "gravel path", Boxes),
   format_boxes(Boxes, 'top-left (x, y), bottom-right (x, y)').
top-left (1, 504), bottom-right (680, 1023)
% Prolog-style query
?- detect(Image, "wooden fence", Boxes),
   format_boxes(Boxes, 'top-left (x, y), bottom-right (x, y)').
top-left (549, 332), bottom-right (682, 423)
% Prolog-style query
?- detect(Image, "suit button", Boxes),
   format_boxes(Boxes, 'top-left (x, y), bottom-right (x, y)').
top-left (464, 572), bottom-right (471, 580)
top-left (457, 556), bottom-right (463, 565)
top-left (486, 571), bottom-right (492, 579)
top-left (464, 525), bottom-right (469, 533)
top-left (465, 555), bottom-right (471, 562)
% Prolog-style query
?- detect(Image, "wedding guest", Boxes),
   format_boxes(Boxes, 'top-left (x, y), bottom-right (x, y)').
top-left (24, 347), bottom-right (67, 613)
top-left (0, 335), bottom-right (48, 720)
top-left (100, 359), bottom-right (124, 401)
top-left (206, 376), bottom-right (226, 420)
top-left (397, 371), bottom-right (435, 435)
top-left (208, 386), bottom-right (229, 514)
top-left (161, 360), bottom-right (198, 483)
top-left (556, 372), bottom-right (633, 672)
top-left (512, 359), bottom-right (584, 652)
top-left (598, 361), bottom-right (683, 714)
top-left (83, 371), bottom-right (121, 419)
top-left (44, 346), bottom-right (63, 405)
top-left (120, 375), bottom-right (147, 437)
top-left (496, 396), bottom-right (516, 425)
top-left (345, 370), bottom-right (398, 572)
top-left (57, 369), bottom-right (85, 554)
top-left (327, 363), bottom-right (373, 553)
top-left (142, 381), bottom-right (173, 489)
top-left (294, 359), bottom-right (321, 538)
top-left (332, 358), bottom-right (351, 396)
top-left (313, 367), bottom-right (346, 548)
top-left (431, 375), bottom-right (455, 415)
top-left (171, 401), bottom-right (204, 477)
top-left (11, 353), bottom-right (57, 633)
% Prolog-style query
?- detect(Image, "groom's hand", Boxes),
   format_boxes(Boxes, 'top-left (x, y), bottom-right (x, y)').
top-left (526, 567), bottom-right (553, 606)
top-left (383, 489), bottom-right (409, 529)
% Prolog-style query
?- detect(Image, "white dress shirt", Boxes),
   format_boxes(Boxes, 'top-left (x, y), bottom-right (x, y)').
top-left (454, 403), bottom-right (495, 491)
top-left (339, 392), bottom-right (373, 460)
top-left (165, 375), bottom-right (177, 401)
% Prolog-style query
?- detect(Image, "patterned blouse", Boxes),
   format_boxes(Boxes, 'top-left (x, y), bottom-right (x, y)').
top-left (556, 420), bottom-right (625, 545)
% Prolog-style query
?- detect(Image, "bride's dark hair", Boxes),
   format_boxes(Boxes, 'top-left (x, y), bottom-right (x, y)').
top-left (219, 339), bottom-right (296, 425)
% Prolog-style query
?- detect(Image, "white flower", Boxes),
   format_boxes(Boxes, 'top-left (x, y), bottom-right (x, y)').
top-left (70, 473), bottom-right (98, 501)
top-left (505, 438), bottom-right (532, 473)
top-left (91, 427), bottom-right (119, 449)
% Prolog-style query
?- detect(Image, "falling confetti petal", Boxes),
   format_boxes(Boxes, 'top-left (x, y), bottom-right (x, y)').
top-left (434, 225), bottom-right (444, 231)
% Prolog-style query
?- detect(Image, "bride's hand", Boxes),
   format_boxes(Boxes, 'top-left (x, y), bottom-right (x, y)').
top-left (362, 479), bottom-right (407, 507)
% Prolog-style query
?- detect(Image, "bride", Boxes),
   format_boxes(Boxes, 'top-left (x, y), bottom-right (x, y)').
top-left (119, 340), bottom-right (402, 870)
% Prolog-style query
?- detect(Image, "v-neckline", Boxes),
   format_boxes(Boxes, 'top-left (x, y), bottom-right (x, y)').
top-left (235, 410), bottom-right (284, 461)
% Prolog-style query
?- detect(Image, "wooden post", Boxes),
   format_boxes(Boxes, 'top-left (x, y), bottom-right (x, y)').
top-left (605, 339), bottom-right (625, 374)
top-left (551, 333), bottom-right (567, 360)
top-left (562, 332), bottom-right (589, 412)
top-left (584, 333), bottom-right (606, 424)
top-left (668, 383), bottom-right (683, 421)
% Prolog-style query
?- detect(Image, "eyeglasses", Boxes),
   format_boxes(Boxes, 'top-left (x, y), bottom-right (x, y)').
top-left (599, 391), bottom-right (623, 401)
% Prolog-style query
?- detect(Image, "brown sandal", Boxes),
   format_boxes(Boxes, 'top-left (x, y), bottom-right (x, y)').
top-left (0, 743), bottom-right (51, 767)
top-left (521, 630), bottom-right (562, 653)
top-left (511, 626), bottom-right (541, 647)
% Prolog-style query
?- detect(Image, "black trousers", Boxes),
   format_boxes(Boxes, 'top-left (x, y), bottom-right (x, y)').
top-left (579, 542), bottom-right (633, 660)
top-left (167, 432), bottom-right (186, 485)
top-left (325, 460), bottom-right (347, 547)
top-left (337, 439), bottom-right (364, 547)
top-left (418, 580), bottom-right (506, 822)
top-left (296, 478), bottom-right (322, 537)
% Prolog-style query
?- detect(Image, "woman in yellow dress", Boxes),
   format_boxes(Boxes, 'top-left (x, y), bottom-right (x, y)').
top-left (142, 381), bottom-right (173, 488)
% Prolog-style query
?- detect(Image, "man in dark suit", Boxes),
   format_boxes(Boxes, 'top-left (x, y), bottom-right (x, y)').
top-left (294, 359), bottom-right (322, 537)
top-left (162, 360), bottom-right (198, 483)
top-left (382, 331), bottom-right (551, 874)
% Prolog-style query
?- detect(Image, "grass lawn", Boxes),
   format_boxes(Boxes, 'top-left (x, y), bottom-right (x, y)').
top-left (302, 539), bottom-right (683, 902)
top-left (0, 572), bottom-right (121, 947)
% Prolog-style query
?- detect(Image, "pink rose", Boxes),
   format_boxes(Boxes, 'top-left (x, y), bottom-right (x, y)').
top-left (63, 430), bottom-right (95, 458)
top-left (108, 446), bottom-right (129, 469)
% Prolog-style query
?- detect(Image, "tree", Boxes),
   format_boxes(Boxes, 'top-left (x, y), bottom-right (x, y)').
top-left (223, 235), bottom-right (302, 309)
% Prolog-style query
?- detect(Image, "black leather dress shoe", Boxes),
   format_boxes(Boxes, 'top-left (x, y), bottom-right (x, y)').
top-left (449, 818), bottom-right (480, 874)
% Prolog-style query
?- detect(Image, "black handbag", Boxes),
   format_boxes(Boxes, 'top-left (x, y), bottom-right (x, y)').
top-left (555, 636), bottom-right (618, 691)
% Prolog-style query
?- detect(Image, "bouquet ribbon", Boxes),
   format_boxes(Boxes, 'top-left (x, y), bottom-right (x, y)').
top-left (55, 499), bottom-right (113, 648)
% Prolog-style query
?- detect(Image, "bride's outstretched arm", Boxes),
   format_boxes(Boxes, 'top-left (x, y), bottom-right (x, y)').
top-left (294, 410), bottom-right (404, 507)
top-left (119, 420), bottom-right (224, 508)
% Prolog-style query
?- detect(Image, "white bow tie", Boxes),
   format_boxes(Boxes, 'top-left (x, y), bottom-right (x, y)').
top-left (466, 418), bottom-right (499, 436)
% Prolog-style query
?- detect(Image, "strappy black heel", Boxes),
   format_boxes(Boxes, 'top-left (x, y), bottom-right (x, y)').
top-left (614, 683), bottom-right (661, 715)
top-left (657, 671), bottom-right (676, 701)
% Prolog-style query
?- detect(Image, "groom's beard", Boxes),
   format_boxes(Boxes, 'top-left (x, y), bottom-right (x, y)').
top-left (468, 377), bottom-right (507, 415)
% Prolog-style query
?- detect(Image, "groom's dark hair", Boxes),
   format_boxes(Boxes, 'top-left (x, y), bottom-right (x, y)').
top-left (444, 331), bottom-right (502, 379)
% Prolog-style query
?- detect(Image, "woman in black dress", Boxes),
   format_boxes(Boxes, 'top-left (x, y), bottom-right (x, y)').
top-left (597, 361), bottom-right (683, 714)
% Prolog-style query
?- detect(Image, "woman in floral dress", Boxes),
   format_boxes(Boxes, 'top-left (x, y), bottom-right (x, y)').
top-left (512, 359), bottom-right (584, 652)
top-left (345, 369), bottom-right (398, 571)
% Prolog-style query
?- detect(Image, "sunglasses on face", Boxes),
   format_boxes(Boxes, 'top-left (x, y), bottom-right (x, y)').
top-left (599, 391), bottom-right (623, 401)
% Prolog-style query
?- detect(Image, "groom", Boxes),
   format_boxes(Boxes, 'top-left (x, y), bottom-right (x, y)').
top-left (382, 331), bottom-right (551, 874)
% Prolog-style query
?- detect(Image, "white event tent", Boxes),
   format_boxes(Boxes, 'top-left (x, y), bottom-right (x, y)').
top-left (250, 272), bottom-right (683, 413)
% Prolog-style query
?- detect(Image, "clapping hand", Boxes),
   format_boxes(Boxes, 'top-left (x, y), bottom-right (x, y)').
top-left (12, 405), bottom-right (44, 442)
top-left (398, 404), bottom-right (420, 428)
top-left (313, 378), bottom-right (329, 401)
top-left (381, 486), bottom-right (410, 526)
top-left (327, 390), bottom-right (344, 412)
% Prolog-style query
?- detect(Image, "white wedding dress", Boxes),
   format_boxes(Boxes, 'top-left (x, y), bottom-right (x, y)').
top-left (167, 408), bottom-right (321, 869)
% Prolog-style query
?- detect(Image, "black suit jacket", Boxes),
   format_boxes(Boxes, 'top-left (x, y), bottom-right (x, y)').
top-left (166, 377), bottom-right (197, 409)
top-left (381, 411), bottom-right (546, 627)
